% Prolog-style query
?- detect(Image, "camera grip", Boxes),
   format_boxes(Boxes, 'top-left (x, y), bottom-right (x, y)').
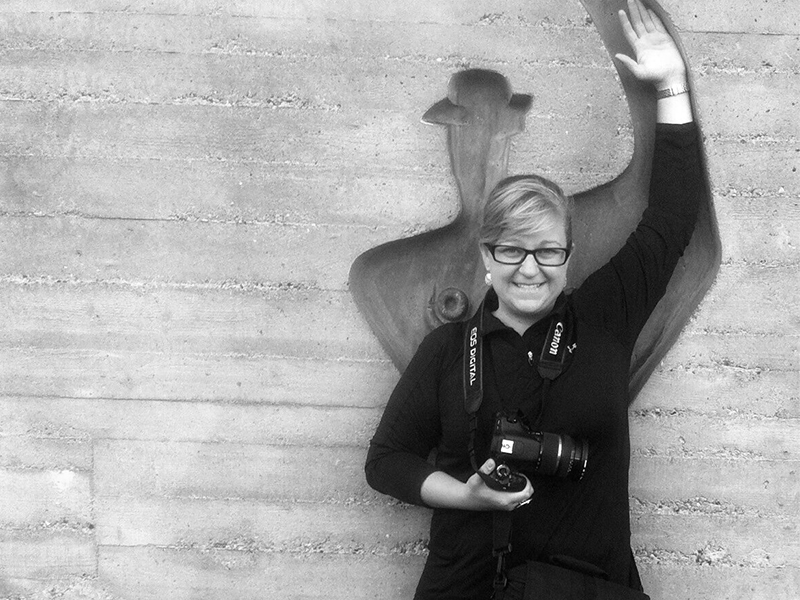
top-left (479, 463), bottom-right (528, 492)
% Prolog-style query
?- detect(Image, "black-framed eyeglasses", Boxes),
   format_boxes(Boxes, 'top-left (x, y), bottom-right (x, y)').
top-left (486, 244), bottom-right (571, 266)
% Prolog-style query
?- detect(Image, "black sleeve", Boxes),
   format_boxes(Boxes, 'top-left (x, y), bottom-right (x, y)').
top-left (573, 121), bottom-right (705, 345)
top-left (364, 327), bottom-right (455, 506)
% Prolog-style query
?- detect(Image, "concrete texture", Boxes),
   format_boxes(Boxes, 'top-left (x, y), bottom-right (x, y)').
top-left (0, 1), bottom-right (797, 599)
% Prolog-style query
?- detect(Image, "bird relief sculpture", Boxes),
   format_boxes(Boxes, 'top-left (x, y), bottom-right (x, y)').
top-left (349, 0), bottom-right (721, 399)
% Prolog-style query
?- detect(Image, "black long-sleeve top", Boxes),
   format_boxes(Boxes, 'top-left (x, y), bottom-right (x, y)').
top-left (365, 122), bottom-right (704, 600)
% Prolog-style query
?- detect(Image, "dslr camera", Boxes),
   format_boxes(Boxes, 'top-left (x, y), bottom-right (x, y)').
top-left (481, 411), bottom-right (588, 492)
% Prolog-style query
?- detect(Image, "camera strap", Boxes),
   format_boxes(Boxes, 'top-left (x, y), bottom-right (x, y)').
top-left (463, 300), bottom-right (485, 476)
top-left (537, 307), bottom-right (575, 382)
top-left (462, 296), bottom-right (575, 424)
top-left (462, 296), bottom-right (576, 474)
top-left (462, 295), bottom-right (576, 594)
top-left (531, 307), bottom-right (575, 426)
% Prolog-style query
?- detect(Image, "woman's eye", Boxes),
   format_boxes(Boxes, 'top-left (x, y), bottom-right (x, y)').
top-left (498, 247), bottom-right (524, 259)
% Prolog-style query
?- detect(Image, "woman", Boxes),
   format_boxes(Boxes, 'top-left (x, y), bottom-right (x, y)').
top-left (365, 1), bottom-right (702, 598)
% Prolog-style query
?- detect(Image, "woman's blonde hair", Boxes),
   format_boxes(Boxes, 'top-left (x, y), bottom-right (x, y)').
top-left (479, 175), bottom-right (573, 246)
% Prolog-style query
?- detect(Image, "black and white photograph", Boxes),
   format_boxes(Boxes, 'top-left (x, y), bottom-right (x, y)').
top-left (0, 1), bottom-right (797, 599)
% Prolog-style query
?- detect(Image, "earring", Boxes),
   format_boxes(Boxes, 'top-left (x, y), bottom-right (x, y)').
top-left (484, 272), bottom-right (492, 286)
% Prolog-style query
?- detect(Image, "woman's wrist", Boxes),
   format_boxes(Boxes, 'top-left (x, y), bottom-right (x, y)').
top-left (656, 81), bottom-right (689, 99)
top-left (653, 67), bottom-right (688, 91)
top-left (421, 470), bottom-right (478, 509)
top-left (655, 76), bottom-right (692, 124)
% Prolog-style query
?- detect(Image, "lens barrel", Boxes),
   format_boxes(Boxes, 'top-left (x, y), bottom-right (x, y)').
top-left (536, 432), bottom-right (588, 481)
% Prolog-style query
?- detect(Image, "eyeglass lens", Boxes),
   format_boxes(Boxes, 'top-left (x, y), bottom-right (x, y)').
top-left (491, 245), bottom-right (568, 266)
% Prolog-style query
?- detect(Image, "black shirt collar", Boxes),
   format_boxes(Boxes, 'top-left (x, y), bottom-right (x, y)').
top-left (479, 287), bottom-right (568, 338)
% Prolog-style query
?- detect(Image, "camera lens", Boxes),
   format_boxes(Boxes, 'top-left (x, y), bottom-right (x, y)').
top-left (536, 433), bottom-right (588, 481)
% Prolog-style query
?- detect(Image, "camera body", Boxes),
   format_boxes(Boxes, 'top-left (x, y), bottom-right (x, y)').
top-left (482, 412), bottom-right (588, 491)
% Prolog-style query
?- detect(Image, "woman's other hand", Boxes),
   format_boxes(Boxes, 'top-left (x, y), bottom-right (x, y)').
top-left (419, 458), bottom-right (534, 511)
top-left (465, 458), bottom-right (534, 512)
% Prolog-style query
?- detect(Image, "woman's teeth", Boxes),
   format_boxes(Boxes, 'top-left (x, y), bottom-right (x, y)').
top-left (515, 282), bottom-right (542, 288)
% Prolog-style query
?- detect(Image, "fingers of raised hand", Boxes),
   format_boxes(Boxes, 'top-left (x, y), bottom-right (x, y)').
top-left (621, 0), bottom-right (667, 41)
top-left (626, 0), bottom-right (648, 34)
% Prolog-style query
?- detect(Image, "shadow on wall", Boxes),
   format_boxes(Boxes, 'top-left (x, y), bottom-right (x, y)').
top-left (349, 0), bottom-right (721, 400)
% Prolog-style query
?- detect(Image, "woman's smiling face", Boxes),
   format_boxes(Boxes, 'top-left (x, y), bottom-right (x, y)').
top-left (480, 220), bottom-right (571, 334)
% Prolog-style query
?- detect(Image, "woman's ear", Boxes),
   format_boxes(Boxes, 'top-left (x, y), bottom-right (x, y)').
top-left (567, 242), bottom-right (576, 264)
top-left (479, 244), bottom-right (494, 272)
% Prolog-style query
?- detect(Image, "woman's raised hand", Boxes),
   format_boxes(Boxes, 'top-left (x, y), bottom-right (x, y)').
top-left (615, 0), bottom-right (687, 90)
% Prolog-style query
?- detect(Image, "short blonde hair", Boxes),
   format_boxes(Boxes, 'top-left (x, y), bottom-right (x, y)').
top-left (479, 175), bottom-right (573, 246)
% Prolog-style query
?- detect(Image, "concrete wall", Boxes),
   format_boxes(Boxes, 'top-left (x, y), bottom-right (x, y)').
top-left (0, 1), bottom-right (797, 599)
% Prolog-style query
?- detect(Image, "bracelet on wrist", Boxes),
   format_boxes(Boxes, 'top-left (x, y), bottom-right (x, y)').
top-left (656, 81), bottom-right (689, 99)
